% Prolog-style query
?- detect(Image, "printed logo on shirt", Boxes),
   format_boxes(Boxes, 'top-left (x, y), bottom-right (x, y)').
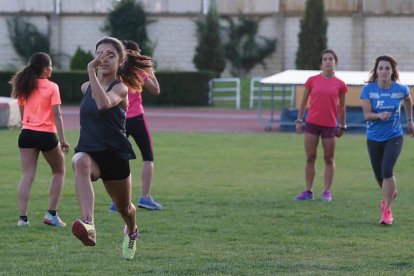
top-left (375, 100), bottom-right (394, 110)
top-left (369, 93), bottom-right (380, 99)
top-left (391, 93), bottom-right (404, 98)
top-left (380, 93), bottom-right (390, 97)
top-left (376, 100), bottom-right (384, 109)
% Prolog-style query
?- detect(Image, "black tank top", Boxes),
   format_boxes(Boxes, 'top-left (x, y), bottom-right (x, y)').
top-left (75, 80), bottom-right (136, 160)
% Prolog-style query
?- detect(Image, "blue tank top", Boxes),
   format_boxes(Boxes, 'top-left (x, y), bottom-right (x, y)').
top-left (75, 80), bottom-right (136, 160)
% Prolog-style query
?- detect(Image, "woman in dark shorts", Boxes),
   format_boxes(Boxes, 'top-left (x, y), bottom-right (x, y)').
top-left (71, 37), bottom-right (144, 260)
top-left (10, 52), bottom-right (70, 227)
top-left (294, 49), bottom-right (348, 202)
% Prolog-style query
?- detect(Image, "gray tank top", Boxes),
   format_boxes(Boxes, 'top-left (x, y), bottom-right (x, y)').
top-left (75, 80), bottom-right (136, 160)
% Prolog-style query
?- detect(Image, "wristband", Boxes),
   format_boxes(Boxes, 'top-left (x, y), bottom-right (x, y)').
top-left (340, 125), bottom-right (347, 131)
top-left (295, 119), bottom-right (303, 124)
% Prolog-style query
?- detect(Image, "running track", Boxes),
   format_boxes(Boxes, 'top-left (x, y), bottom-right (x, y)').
top-left (62, 106), bottom-right (281, 133)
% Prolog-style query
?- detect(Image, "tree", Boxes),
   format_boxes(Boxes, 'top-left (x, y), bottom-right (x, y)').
top-left (223, 13), bottom-right (277, 76)
top-left (193, 3), bottom-right (226, 76)
top-left (295, 0), bottom-right (328, 69)
top-left (6, 17), bottom-right (50, 64)
top-left (102, 0), bottom-right (155, 57)
top-left (70, 47), bottom-right (94, 70)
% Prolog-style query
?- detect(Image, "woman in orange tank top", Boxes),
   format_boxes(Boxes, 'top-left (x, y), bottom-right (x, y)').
top-left (9, 52), bottom-right (70, 227)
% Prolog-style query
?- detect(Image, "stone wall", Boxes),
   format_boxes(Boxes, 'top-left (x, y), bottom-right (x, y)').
top-left (1, 0), bottom-right (414, 76)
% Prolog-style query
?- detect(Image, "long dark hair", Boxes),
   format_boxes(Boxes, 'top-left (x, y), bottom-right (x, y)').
top-left (9, 52), bottom-right (51, 99)
top-left (367, 55), bottom-right (399, 82)
top-left (121, 40), bottom-right (153, 88)
top-left (95, 37), bottom-right (152, 90)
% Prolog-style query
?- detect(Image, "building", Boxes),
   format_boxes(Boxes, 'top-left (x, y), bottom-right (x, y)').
top-left (1, 0), bottom-right (414, 76)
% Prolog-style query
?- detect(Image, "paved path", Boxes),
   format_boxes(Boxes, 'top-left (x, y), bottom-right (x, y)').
top-left (62, 106), bottom-right (281, 133)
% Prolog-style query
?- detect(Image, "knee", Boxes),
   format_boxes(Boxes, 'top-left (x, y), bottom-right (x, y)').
top-left (306, 154), bottom-right (317, 164)
top-left (20, 174), bottom-right (35, 186)
top-left (72, 154), bottom-right (91, 174)
top-left (118, 203), bottom-right (136, 217)
top-left (324, 155), bottom-right (334, 165)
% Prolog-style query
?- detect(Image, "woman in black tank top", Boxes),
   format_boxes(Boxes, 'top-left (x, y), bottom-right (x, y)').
top-left (71, 37), bottom-right (146, 260)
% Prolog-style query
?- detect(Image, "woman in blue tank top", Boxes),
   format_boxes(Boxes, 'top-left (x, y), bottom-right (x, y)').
top-left (71, 37), bottom-right (144, 260)
top-left (360, 55), bottom-right (414, 225)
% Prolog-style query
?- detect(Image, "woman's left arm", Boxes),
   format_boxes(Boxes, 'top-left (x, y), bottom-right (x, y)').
top-left (143, 70), bottom-right (160, 96)
top-left (52, 105), bottom-right (70, 153)
top-left (336, 92), bottom-right (347, 137)
top-left (403, 94), bottom-right (414, 136)
top-left (338, 92), bottom-right (346, 128)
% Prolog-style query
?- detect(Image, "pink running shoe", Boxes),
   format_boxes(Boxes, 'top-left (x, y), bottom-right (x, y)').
top-left (380, 191), bottom-right (398, 212)
top-left (379, 208), bottom-right (393, 225)
top-left (380, 200), bottom-right (385, 213)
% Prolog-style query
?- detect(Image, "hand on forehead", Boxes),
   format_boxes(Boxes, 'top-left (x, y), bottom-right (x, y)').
top-left (96, 44), bottom-right (116, 56)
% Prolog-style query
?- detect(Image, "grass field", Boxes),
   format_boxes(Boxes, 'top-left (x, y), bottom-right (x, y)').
top-left (1, 130), bottom-right (414, 275)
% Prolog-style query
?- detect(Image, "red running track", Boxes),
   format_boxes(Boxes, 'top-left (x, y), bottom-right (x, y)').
top-left (61, 106), bottom-right (281, 133)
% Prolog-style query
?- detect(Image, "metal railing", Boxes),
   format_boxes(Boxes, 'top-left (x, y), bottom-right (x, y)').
top-left (249, 77), bottom-right (295, 109)
top-left (208, 78), bottom-right (241, 110)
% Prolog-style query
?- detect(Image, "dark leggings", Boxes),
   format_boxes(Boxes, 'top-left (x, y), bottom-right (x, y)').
top-left (367, 136), bottom-right (403, 187)
top-left (126, 114), bottom-right (154, 161)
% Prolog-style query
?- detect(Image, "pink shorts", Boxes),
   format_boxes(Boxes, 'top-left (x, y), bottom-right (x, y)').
top-left (304, 121), bottom-right (337, 139)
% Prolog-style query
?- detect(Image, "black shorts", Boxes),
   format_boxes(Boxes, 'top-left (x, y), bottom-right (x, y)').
top-left (86, 150), bottom-right (131, 181)
top-left (18, 129), bottom-right (58, 152)
top-left (126, 114), bottom-right (154, 161)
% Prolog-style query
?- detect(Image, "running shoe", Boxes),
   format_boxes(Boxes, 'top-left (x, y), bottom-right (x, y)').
top-left (43, 212), bottom-right (66, 227)
top-left (380, 192), bottom-right (398, 212)
top-left (17, 219), bottom-right (30, 227)
top-left (108, 202), bottom-right (117, 213)
top-left (321, 191), bottom-right (332, 202)
top-left (122, 226), bottom-right (140, 260)
top-left (294, 190), bottom-right (314, 201)
top-left (379, 208), bottom-right (393, 225)
top-left (138, 196), bottom-right (163, 210)
top-left (380, 200), bottom-right (385, 213)
top-left (72, 219), bottom-right (96, 246)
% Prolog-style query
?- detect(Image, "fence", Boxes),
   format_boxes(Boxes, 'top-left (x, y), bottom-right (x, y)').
top-left (249, 77), bottom-right (295, 109)
top-left (208, 78), bottom-right (241, 110)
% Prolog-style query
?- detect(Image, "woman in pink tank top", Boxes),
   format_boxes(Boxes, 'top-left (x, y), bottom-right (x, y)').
top-left (294, 49), bottom-right (348, 202)
top-left (108, 40), bottom-right (162, 212)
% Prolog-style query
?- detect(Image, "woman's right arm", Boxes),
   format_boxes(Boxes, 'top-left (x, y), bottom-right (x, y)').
top-left (81, 81), bottom-right (90, 95)
top-left (361, 100), bottom-right (390, 121)
top-left (296, 88), bottom-right (310, 133)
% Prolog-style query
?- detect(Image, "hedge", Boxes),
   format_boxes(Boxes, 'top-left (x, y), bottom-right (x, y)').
top-left (0, 70), bottom-right (214, 106)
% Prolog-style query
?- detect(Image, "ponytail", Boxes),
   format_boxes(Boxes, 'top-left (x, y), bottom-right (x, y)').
top-left (9, 52), bottom-right (51, 99)
top-left (118, 49), bottom-right (153, 91)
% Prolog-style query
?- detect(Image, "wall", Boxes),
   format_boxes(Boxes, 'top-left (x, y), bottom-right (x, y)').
top-left (1, 0), bottom-right (414, 76)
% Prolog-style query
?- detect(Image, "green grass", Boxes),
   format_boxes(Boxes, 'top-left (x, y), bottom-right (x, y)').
top-left (1, 130), bottom-right (414, 275)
